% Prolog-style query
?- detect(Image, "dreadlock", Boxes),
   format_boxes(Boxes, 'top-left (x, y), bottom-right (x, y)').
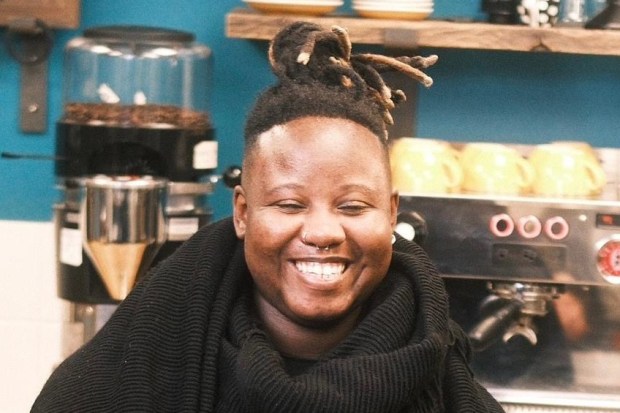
top-left (244, 21), bottom-right (438, 151)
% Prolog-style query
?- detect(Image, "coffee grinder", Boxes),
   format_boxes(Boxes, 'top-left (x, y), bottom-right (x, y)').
top-left (54, 26), bottom-right (226, 352)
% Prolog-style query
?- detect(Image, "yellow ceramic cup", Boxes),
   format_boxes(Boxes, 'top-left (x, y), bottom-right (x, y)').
top-left (550, 140), bottom-right (598, 160)
top-left (529, 143), bottom-right (606, 198)
top-left (390, 137), bottom-right (463, 194)
top-left (460, 142), bottom-right (534, 195)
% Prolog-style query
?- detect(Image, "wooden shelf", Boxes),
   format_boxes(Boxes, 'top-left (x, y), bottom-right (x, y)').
top-left (0, 0), bottom-right (80, 29)
top-left (226, 8), bottom-right (620, 56)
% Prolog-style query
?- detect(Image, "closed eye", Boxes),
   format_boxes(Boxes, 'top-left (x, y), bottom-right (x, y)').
top-left (338, 203), bottom-right (370, 215)
top-left (275, 202), bottom-right (306, 213)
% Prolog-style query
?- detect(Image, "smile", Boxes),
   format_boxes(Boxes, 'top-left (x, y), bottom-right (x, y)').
top-left (295, 261), bottom-right (346, 281)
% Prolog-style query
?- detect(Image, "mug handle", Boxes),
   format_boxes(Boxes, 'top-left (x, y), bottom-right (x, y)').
top-left (516, 157), bottom-right (535, 191)
top-left (584, 161), bottom-right (607, 193)
top-left (442, 157), bottom-right (463, 191)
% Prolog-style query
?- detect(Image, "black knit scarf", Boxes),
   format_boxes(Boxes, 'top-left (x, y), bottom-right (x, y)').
top-left (32, 218), bottom-right (503, 413)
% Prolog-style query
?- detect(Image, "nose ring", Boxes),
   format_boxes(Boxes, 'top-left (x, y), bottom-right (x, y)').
top-left (302, 231), bottom-right (331, 251)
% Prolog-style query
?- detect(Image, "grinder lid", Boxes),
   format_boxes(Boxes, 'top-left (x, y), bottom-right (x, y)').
top-left (84, 25), bottom-right (195, 44)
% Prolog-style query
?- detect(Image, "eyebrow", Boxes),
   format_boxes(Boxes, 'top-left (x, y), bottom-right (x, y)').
top-left (264, 182), bottom-right (378, 197)
top-left (338, 183), bottom-right (377, 195)
top-left (262, 183), bottom-right (304, 197)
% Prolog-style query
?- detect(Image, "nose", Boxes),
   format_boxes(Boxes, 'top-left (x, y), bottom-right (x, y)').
top-left (301, 209), bottom-right (346, 249)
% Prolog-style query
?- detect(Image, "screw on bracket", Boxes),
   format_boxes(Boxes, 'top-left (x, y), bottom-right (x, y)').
top-left (5, 18), bottom-right (53, 134)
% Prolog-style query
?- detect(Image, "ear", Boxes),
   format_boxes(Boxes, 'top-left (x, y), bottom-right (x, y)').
top-left (389, 190), bottom-right (399, 230)
top-left (232, 185), bottom-right (248, 239)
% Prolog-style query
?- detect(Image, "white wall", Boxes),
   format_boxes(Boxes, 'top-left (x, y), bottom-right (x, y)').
top-left (0, 221), bottom-right (66, 412)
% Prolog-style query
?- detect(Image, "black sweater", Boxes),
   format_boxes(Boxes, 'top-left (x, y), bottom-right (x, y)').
top-left (32, 218), bottom-right (504, 412)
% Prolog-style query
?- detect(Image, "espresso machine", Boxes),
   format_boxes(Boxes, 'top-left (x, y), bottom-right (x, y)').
top-left (395, 143), bottom-right (620, 411)
top-left (53, 26), bottom-right (237, 354)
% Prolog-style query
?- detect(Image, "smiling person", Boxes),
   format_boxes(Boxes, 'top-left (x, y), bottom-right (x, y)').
top-left (32, 22), bottom-right (504, 412)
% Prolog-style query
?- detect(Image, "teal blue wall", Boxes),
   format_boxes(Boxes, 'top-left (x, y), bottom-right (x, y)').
top-left (1, 0), bottom-right (618, 222)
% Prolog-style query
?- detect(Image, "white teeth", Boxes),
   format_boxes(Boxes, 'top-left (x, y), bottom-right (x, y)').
top-left (295, 261), bottom-right (345, 281)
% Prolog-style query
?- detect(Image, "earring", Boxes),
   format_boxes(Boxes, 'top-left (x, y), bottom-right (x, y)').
top-left (391, 233), bottom-right (396, 245)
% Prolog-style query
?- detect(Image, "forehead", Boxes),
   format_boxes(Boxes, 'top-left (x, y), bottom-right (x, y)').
top-left (242, 117), bottom-right (391, 192)
top-left (247, 117), bottom-right (386, 165)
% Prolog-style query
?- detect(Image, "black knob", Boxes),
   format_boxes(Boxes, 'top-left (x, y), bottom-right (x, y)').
top-left (395, 211), bottom-right (428, 245)
top-left (222, 165), bottom-right (242, 188)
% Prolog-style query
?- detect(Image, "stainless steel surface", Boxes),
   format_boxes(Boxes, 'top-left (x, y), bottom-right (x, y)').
top-left (493, 387), bottom-right (620, 411)
top-left (81, 175), bottom-right (167, 300)
top-left (62, 303), bottom-right (118, 359)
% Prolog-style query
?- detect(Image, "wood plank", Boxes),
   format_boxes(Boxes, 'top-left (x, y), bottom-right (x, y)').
top-left (0, 0), bottom-right (80, 29)
top-left (226, 8), bottom-right (620, 56)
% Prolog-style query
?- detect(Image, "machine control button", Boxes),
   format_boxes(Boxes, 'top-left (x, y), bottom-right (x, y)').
top-left (517, 215), bottom-right (542, 239)
top-left (490, 213), bottom-right (514, 238)
top-left (544, 216), bottom-right (569, 240)
top-left (396, 211), bottom-right (428, 244)
top-left (597, 239), bottom-right (620, 282)
top-left (222, 165), bottom-right (242, 188)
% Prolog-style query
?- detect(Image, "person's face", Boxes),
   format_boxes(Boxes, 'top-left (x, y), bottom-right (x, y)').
top-left (233, 116), bottom-right (398, 327)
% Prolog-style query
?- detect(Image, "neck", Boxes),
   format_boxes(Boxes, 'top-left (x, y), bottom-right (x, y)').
top-left (254, 292), bottom-right (362, 360)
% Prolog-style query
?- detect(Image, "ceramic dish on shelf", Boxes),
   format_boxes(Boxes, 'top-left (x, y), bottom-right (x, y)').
top-left (352, 0), bottom-right (434, 6)
top-left (353, 7), bottom-right (433, 20)
top-left (353, 0), bottom-right (433, 4)
top-left (353, 4), bottom-right (434, 11)
top-left (244, 0), bottom-right (344, 16)
top-left (354, 6), bottom-right (433, 13)
top-left (352, 1), bottom-right (433, 12)
top-left (352, 0), bottom-right (434, 2)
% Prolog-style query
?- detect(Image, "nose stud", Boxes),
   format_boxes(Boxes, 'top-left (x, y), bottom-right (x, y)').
top-left (302, 231), bottom-right (331, 251)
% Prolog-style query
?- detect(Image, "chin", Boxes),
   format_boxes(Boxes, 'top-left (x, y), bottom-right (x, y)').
top-left (287, 303), bottom-right (358, 329)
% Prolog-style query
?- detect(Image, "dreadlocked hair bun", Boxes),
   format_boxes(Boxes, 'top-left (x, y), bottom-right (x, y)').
top-left (244, 21), bottom-right (438, 146)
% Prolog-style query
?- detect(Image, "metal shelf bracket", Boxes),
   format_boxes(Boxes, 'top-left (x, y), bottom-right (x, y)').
top-left (5, 18), bottom-right (53, 134)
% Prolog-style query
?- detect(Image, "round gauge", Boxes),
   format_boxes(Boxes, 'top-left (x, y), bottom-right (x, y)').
top-left (597, 239), bottom-right (620, 283)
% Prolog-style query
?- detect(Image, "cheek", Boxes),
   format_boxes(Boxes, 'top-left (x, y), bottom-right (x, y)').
top-left (245, 212), bottom-right (293, 248)
top-left (356, 220), bottom-right (394, 272)
top-left (365, 239), bottom-right (393, 275)
top-left (243, 212), bottom-right (295, 273)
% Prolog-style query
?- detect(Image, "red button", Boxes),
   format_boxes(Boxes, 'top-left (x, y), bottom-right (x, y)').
top-left (598, 240), bottom-right (620, 281)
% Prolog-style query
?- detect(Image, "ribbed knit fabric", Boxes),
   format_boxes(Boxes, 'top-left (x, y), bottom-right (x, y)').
top-left (31, 217), bottom-right (504, 413)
